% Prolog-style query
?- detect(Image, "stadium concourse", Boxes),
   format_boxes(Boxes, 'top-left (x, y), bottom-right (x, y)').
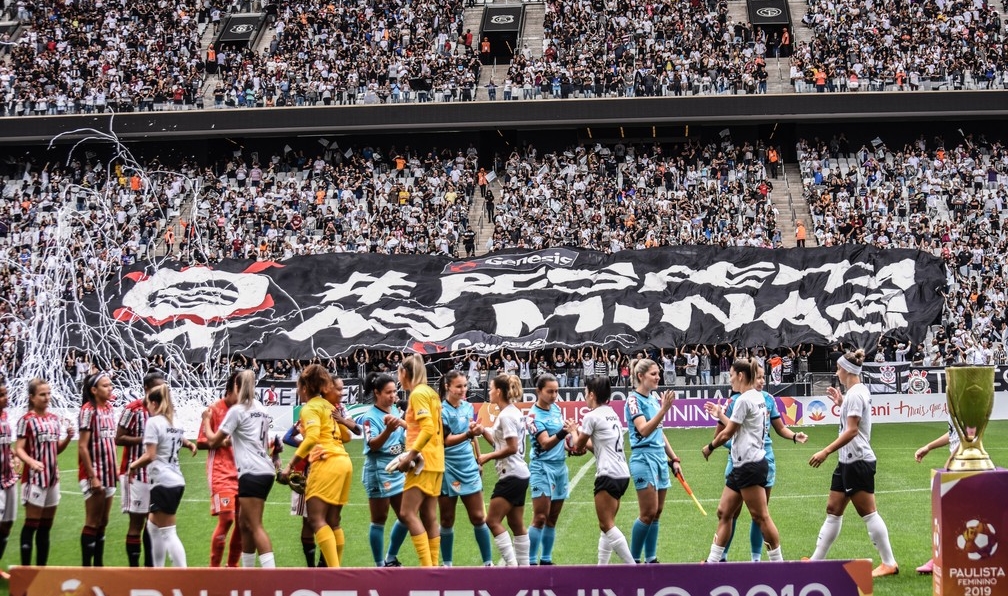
top-left (1, 0), bottom-right (1008, 112)
top-left (0, 129), bottom-right (1005, 388)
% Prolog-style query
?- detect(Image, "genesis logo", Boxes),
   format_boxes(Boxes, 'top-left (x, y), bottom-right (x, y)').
top-left (490, 15), bottom-right (515, 24)
top-left (756, 7), bottom-right (782, 17)
top-left (442, 249), bottom-right (579, 274)
top-left (230, 24), bottom-right (255, 33)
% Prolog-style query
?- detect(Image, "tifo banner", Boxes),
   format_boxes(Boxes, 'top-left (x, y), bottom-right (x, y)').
top-left (79, 246), bottom-right (945, 360)
top-left (10, 560), bottom-right (873, 596)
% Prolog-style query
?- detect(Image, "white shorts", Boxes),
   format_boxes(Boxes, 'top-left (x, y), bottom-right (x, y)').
top-left (120, 475), bottom-right (151, 515)
top-left (0, 484), bottom-right (18, 522)
top-left (80, 479), bottom-right (116, 500)
top-left (290, 490), bottom-right (307, 518)
top-left (23, 484), bottom-right (60, 508)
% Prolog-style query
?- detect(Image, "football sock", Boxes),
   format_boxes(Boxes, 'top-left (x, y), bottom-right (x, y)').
top-left (259, 552), bottom-right (275, 568)
top-left (440, 526), bottom-right (454, 566)
top-left (597, 533), bottom-right (613, 565)
top-left (644, 519), bottom-right (660, 562)
top-left (227, 517), bottom-right (243, 567)
top-left (160, 526), bottom-right (187, 568)
top-left (706, 543), bottom-right (726, 564)
top-left (811, 514), bottom-right (843, 560)
top-left (750, 521), bottom-right (765, 561)
top-left (94, 528), bottom-right (106, 566)
top-left (315, 527), bottom-right (339, 568)
top-left (493, 531), bottom-right (517, 566)
top-left (147, 521), bottom-right (167, 567)
top-left (210, 516), bottom-right (232, 567)
top-left (863, 512), bottom-right (897, 566)
top-left (767, 545), bottom-right (783, 561)
top-left (514, 533), bottom-right (530, 566)
top-left (368, 523), bottom-right (385, 566)
top-left (527, 525), bottom-right (542, 564)
top-left (301, 536), bottom-right (317, 567)
top-left (387, 520), bottom-right (408, 560)
top-left (410, 532), bottom-right (433, 567)
top-left (126, 535), bottom-right (142, 567)
top-left (427, 535), bottom-right (440, 566)
top-left (334, 528), bottom-right (345, 563)
top-left (143, 525), bottom-right (153, 567)
top-left (474, 523), bottom-right (494, 565)
top-left (540, 526), bottom-right (556, 563)
top-left (605, 527), bottom-right (634, 564)
top-left (19, 519), bottom-right (37, 566)
top-left (241, 552), bottom-right (257, 568)
top-left (81, 526), bottom-right (97, 566)
top-left (630, 519), bottom-right (650, 562)
top-left (36, 518), bottom-right (52, 566)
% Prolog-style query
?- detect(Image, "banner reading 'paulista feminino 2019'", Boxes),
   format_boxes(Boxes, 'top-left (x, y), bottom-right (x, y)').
top-left (80, 246), bottom-right (946, 359)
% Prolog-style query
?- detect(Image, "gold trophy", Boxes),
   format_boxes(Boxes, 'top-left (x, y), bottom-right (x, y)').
top-left (945, 366), bottom-right (996, 471)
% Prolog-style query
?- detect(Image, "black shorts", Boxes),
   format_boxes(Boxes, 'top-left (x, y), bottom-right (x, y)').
top-left (830, 460), bottom-right (876, 496)
top-left (491, 476), bottom-right (529, 507)
top-left (726, 459), bottom-right (769, 493)
top-left (238, 473), bottom-right (275, 500)
top-left (594, 476), bottom-right (629, 500)
top-left (149, 485), bottom-right (185, 515)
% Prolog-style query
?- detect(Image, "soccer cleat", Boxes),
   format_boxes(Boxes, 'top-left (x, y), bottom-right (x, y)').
top-left (383, 557), bottom-right (402, 567)
top-left (916, 559), bottom-right (934, 575)
top-left (539, 561), bottom-right (554, 565)
top-left (872, 563), bottom-right (899, 577)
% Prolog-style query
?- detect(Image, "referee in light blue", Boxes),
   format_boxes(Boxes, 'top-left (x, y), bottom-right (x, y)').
top-left (359, 372), bottom-right (409, 567)
top-left (527, 374), bottom-right (568, 565)
top-left (625, 358), bottom-right (680, 563)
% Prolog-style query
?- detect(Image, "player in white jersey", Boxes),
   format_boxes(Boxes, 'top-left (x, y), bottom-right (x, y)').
top-left (127, 385), bottom-right (196, 567)
top-left (201, 370), bottom-right (277, 569)
top-left (477, 374), bottom-right (530, 566)
top-left (702, 358), bottom-right (783, 563)
top-left (912, 416), bottom-right (959, 574)
top-left (564, 375), bottom-right (633, 564)
top-left (807, 348), bottom-right (898, 578)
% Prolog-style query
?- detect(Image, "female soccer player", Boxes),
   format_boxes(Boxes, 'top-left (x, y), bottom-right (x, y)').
top-left (116, 370), bottom-right (166, 567)
top-left (807, 348), bottom-right (899, 577)
top-left (705, 366), bottom-right (807, 561)
top-left (478, 374), bottom-right (530, 566)
top-left (395, 354), bottom-right (445, 567)
top-left (280, 364), bottom-right (353, 567)
top-left (625, 358), bottom-right (680, 563)
top-left (563, 375), bottom-right (634, 564)
top-left (701, 358), bottom-right (783, 563)
top-left (913, 419), bottom-right (958, 574)
top-left (438, 370), bottom-right (494, 567)
top-left (197, 370), bottom-right (242, 567)
top-left (201, 369), bottom-right (276, 568)
top-left (79, 372), bottom-right (119, 566)
top-left (127, 384), bottom-right (197, 567)
top-left (0, 381), bottom-right (17, 578)
top-left (527, 373), bottom-right (568, 565)
top-left (360, 371), bottom-right (409, 567)
top-left (16, 378), bottom-right (74, 566)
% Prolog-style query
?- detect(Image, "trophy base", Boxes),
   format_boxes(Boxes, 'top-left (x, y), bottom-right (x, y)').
top-left (948, 448), bottom-right (996, 472)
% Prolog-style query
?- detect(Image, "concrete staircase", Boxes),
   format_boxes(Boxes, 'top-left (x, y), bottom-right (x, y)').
top-left (475, 1), bottom-right (545, 100)
top-left (778, 162), bottom-right (814, 246)
top-left (468, 180), bottom-right (500, 254)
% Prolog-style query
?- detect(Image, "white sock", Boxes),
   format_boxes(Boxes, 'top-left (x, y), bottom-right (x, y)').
top-left (597, 533), bottom-right (613, 565)
top-left (159, 525), bottom-right (187, 568)
top-left (604, 527), bottom-right (635, 564)
top-left (241, 552), bottom-right (257, 567)
top-left (513, 533), bottom-right (530, 566)
top-left (863, 512), bottom-right (896, 566)
top-left (767, 546), bottom-right (783, 561)
top-left (752, 553), bottom-right (762, 562)
top-left (259, 552), bottom-right (276, 568)
top-left (493, 531), bottom-right (517, 566)
top-left (811, 514), bottom-right (843, 560)
top-left (706, 543), bottom-right (726, 563)
top-left (147, 520), bottom-right (167, 567)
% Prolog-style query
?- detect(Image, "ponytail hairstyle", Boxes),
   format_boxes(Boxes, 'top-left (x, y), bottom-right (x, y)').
top-left (491, 374), bottom-right (522, 404)
top-left (297, 363), bottom-right (331, 400)
top-left (146, 384), bottom-right (176, 426)
top-left (730, 358), bottom-right (761, 384)
top-left (837, 348), bottom-right (866, 376)
top-left (438, 370), bottom-right (466, 400)
top-left (364, 372), bottom-right (397, 401)
top-left (585, 374), bottom-right (611, 405)
top-left (400, 354), bottom-right (428, 389)
top-left (235, 369), bottom-right (256, 408)
top-left (81, 372), bottom-right (110, 406)
top-left (631, 358), bottom-right (658, 386)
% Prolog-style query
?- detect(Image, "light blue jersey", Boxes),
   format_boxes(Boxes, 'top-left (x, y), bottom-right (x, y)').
top-left (441, 399), bottom-right (483, 497)
top-left (360, 404), bottom-right (406, 499)
top-left (626, 391), bottom-right (665, 451)
top-left (528, 403), bottom-right (565, 462)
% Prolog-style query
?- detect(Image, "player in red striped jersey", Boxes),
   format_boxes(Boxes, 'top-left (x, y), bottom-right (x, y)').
top-left (197, 370), bottom-right (242, 567)
top-left (0, 380), bottom-right (17, 579)
top-left (78, 372), bottom-right (119, 567)
top-left (15, 378), bottom-right (74, 566)
top-left (116, 370), bottom-right (166, 567)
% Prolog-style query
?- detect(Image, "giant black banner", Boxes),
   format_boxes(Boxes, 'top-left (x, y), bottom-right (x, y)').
top-left (81, 246), bottom-right (945, 360)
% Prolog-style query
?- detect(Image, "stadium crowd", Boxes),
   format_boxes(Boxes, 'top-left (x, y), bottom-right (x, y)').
top-left (794, 0), bottom-right (1008, 93)
top-left (0, 133), bottom-right (1006, 383)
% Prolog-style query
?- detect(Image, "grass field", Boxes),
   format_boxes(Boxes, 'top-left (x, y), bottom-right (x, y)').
top-left (3, 420), bottom-right (1005, 596)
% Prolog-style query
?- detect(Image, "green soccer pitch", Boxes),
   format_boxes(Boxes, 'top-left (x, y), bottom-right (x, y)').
top-left (3, 421), bottom-right (1005, 596)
